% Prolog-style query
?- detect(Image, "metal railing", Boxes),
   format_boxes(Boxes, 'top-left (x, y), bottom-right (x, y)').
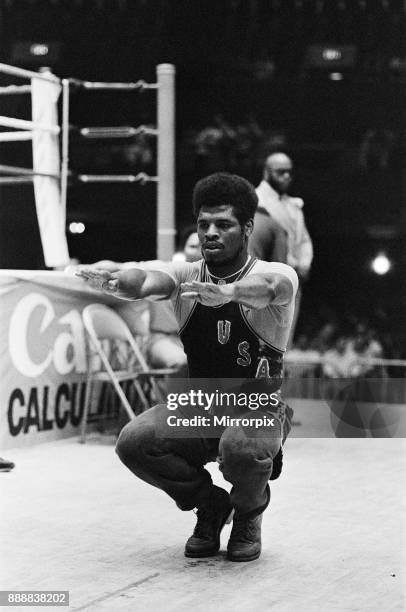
top-left (283, 354), bottom-right (406, 404)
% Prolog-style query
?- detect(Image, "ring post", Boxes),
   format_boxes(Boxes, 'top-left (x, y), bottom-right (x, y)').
top-left (157, 63), bottom-right (176, 261)
top-left (60, 79), bottom-right (70, 219)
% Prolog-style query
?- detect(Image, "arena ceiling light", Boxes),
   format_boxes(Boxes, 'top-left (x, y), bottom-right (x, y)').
top-left (30, 43), bottom-right (49, 57)
top-left (371, 252), bottom-right (391, 275)
top-left (68, 222), bottom-right (85, 234)
top-left (304, 44), bottom-right (357, 80)
top-left (11, 41), bottom-right (64, 67)
top-left (328, 72), bottom-right (344, 81)
top-left (305, 45), bottom-right (357, 70)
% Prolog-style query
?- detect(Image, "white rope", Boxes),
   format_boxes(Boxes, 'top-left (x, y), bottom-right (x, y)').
top-left (0, 115), bottom-right (60, 134)
top-left (0, 164), bottom-right (59, 179)
top-left (79, 125), bottom-right (158, 138)
top-left (0, 176), bottom-right (33, 184)
top-left (285, 355), bottom-right (406, 368)
top-left (77, 173), bottom-right (158, 184)
top-left (70, 78), bottom-right (157, 91)
top-left (0, 84), bottom-right (31, 95)
top-left (0, 62), bottom-right (60, 84)
top-left (0, 131), bottom-right (33, 142)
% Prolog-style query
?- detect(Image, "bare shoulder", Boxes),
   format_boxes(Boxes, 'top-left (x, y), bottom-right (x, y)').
top-left (251, 260), bottom-right (299, 291)
top-left (148, 259), bottom-right (202, 285)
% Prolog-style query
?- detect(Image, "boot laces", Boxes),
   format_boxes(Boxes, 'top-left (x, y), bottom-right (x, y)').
top-left (230, 515), bottom-right (259, 543)
top-left (193, 505), bottom-right (217, 538)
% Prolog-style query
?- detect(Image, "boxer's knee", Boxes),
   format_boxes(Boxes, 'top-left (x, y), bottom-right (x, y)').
top-left (218, 427), bottom-right (281, 481)
top-left (116, 421), bottom-right (150, 469)
top-left (115, 404), bottom-right (166, 469)
top-left (220, 424), bottom-right (281, 460)
top-left (220, 434), bottom-right (280, 463)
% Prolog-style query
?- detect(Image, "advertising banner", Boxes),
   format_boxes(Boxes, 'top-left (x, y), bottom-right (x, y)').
top-left (0, 271), bottom-right (146, 449)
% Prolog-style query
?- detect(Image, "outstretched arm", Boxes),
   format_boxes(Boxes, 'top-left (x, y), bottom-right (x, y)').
top-left (181, 272), bottom-right (296, 310)
top-left (75, 267), bottom-right (176, 301)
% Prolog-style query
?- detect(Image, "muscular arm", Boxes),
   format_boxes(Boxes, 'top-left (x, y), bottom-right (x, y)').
top-left (225, 273), bottom-right (295, 309)
top-left (181, 272), bottom-right (296, 310)
top-left (76, 267), bottom-right (176, 301)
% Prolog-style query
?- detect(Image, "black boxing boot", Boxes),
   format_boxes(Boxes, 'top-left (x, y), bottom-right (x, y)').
top-left (0, 457), bottom-right (15, 472)
top-left (227, 512), bottom-right (263, 562)
top-left (269, 446), bottom-right (283, 480)
top-left (184, 485), bottom-right (233, 558)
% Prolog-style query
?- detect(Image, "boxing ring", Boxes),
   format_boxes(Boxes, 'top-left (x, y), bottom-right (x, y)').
top-left (1, 66), bottom-right (404, 612)
top-left (0, 62), bottom-right (175, 449)
top-left (0, 61), bottom-right (175, 266)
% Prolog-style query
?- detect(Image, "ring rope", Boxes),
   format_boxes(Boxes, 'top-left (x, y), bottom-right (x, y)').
top-left (0, 131), bottom-right (33, 142)
top-left (69, 78), bottom-right (158, 91)
top-left (78, 125), bottom-right (158, 139)
top-left (0, 164), bottom-right (60, 180)
top-left (77, 172), bottom-right (157, 185)
top-left (0, 62), bottom-right (60, 84)
top-left (0, 176), bottom-right (34, 185)
top-left (0, 61), bottom-right (175, 262)
top-left (0, 171), bottom-right (158, 186)
top-left (0, 84), bottom-right (31, 95)
top-left (0, 115), bottom-right (60, 134)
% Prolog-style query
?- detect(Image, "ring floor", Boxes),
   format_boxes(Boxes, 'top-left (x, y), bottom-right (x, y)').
top-left (1, 430), bottom-right (404, 611)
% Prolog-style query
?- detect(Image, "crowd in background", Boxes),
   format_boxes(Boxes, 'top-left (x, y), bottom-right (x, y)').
top-left (178, 116), bottom-right (400, 180)
top-left (288, 310), bottom-right (404, 379)
top-left (107, 119), bottom-right (403, 381)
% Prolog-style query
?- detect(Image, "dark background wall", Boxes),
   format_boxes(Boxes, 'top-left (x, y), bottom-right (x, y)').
top-left (0, 0), bottom-right (404, 338)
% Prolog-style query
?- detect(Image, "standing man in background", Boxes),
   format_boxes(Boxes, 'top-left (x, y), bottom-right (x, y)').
top-left (255, 152), bottom-right (313, 345)
top-left (249, 202), bottom-right (288, 264)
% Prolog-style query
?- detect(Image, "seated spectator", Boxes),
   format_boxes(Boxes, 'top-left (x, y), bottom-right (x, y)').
top-left (347, 326), bottom-right (385, 378)
top-left (322, 337), bottom-right (352, 378)
top-left (288, 334), bottom-right (321, 361)
top-left (311, 322), bottom-right (337, 354)
top-left (286, 334), bottom-right (322, 378)
top-left (172, 226), bottom-right (201, 262)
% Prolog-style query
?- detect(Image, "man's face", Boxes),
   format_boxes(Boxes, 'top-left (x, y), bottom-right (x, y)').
top-left (197, 205), bottom-right (250, 265)
top-left (183, 232), bottom-right (201, 262)
top-left (264, 153), bottom-right (293, 195)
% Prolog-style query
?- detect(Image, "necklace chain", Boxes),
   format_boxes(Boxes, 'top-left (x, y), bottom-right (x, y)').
top-left (207, 255), bottom-right (251, 281)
